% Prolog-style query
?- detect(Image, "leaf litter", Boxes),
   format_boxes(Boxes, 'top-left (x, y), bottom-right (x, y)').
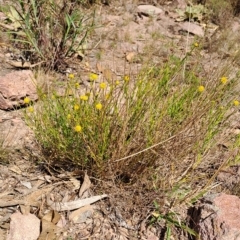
top-left (0, 158), bottom-right (109, 239)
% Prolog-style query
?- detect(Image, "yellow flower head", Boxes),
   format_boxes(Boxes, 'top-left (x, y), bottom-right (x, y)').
top-left (68, 73), bottom-right (75, 79)
top-left (23, 97), bottom-right (31, 104)
top-left (198, 85), bottom-right (205, 93)
top-left (194, 42), bottom-right (199, 47)
top-left (115, 80), bottom-right (120, 85)
top-left (221, 76), bottom-right (228, 84)
top-left (124, 75), bottom-right (130, 82)
top-left (89, 73), bottom-right (98, 81)
top-left (100, 82), bottom-right (107, 89)
top-left (80, 95), bottom-right (88, 101)
top-left (27, 106), bottom-right (34, 113)
top-left (75, 82), bottom-right (80, 89)
top-left (74, 125), bottom-right (82, 132)
top-left (233, 100), bottom-right (239, 106)
top-left (74, 104), bottom-right (80, 111)
top-left (67, 114), bottom-right (71, 119)
top-left (95, 103), bottom-right (103, 110)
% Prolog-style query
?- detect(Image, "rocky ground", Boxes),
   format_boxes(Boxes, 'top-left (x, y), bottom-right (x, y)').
top-left (1, 0), bottom-right (240, 239)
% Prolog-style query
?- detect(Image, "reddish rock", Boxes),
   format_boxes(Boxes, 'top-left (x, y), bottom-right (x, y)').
top-left (0, 70), bottom-right (38, 110)
top-left (6, 211), bottom-right (40, 240)
top-left (192, 193), bottom-right (240, 240)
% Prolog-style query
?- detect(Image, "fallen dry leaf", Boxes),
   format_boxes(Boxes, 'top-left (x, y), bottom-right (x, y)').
top-left (6, 211), bottom-right (40, 240)
top-left (52, 211), bottom-right (62, 225)
top-left (56, 215), bottom-right (67, 228)
top-left (0, 199), bottom-right (25, 207)
top-left (38, 219), bottom-right (62, 240)
top-left (42, 210), bottom-right (61, 225)
top-left (47, 194), bottom-right (108, 211)
top-left (79, 172), bottom-right (91, 198)
top-left (20, 205), bottom-right (30, 215)
top-left (8, 165), bottom-right (22, 175)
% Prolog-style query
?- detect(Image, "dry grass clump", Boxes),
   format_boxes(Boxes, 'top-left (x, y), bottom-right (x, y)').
top-left (3, 0), bottom-right (94, 71)
top-left (25, 43), bottom-right (240, 236)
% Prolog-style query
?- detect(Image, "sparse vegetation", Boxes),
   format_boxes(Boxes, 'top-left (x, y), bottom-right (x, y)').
top-left (1, 0), bottom-right (240, 238)
top-left (3, 0), bottom-right (95, 71)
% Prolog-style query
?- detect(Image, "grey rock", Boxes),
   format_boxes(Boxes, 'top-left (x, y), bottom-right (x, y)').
top-left (180, 22), bottom-right (204, 37)
top-left (137, 5), bottom-right (163, 16)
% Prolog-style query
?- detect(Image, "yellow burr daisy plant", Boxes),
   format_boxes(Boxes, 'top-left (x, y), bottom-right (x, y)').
top-left (194, 42), bottom-right (199, 47)
top-left (89, 73), bottom-right (98, 81)
top-left (74, 125), bottom-right (82, 132)
top-left (220, 76), bottom-right (228, 84)
top-left (198, 85), bottom-right (205, 93)
top-left (95, 103), bottom-right (103, 110)
top-left (233, 100), bottom-right (239, 106)
top-left (80, 95), bottom-right (88, 101)
top-left (23, 97), bottom-right (31, 104)
top-left (68, 73), bottom-right (75, 79)
top-left (74, 104), bottom-right (80, 111)
top-left (75, 82), bottom-right (80, 89)
top-left (124, 75), bottom-right (130, 82)
top-left (27, 106), bottom-right (34, 113)
top-left (100, 82), bottom-right (107, 89)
